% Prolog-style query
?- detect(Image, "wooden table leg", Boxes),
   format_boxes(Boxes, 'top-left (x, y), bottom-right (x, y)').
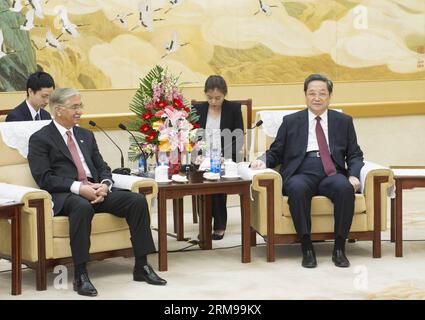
top-left (197, 195), bottom-right (203, 216)
top-left (240, 186), bottom-right (251, 263)
top-left (395, 180), bottom-right (403, 257)
top-left (173, 199), bottom-right (184, 241)
top-left (172, 199), bottom-right (178, 234)
top-left (250, 227), bottom-right (257, 247)
top-left (192, 196), bottom-right (198, 224)
top-left (158, 192), bottom-right (168, 271)
top-left (199, 195), bottom-right (212, 250)
top-left (11, 206), bottom-right (21, 295)
top-left (29, 199), bottom-right (46, 291)
top-left (390, 198), bottom-right (395, 243)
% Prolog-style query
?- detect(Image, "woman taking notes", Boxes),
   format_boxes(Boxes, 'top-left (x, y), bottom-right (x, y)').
top-left (193, 75), bottom-right (244, 240)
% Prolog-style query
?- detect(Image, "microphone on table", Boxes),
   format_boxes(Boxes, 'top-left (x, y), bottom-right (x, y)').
top-left (118, 123), bottom-right (148, 172)
top-left (88, 120), bottom-right (131, 175)
top-left (250, 120), bottom-right (263, 130)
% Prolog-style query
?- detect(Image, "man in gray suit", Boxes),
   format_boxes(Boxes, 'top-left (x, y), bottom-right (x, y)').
top-left (28, 88), bottom-right (166, 297)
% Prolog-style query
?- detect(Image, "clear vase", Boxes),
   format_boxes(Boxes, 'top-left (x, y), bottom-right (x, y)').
top-left (138, 156), bottom-right (149, 177)
top-left (168, 149), bottom-right (181, 175)
top-left (146, 155), bottom-right (157, 178)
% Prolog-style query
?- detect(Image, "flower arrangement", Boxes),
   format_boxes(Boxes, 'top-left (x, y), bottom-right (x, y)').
top-left (127, 66), bottom-right (201, 168)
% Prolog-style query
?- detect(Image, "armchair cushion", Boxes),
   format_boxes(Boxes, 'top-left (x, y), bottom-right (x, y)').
top-left (53, 214), bottom-right (130, 238)
top-left (281, 194), bottom-right (366, 217)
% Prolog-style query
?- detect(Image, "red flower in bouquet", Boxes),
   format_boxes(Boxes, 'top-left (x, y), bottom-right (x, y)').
top-left (140, 123), bottom-right (151, 133)
top-left (127, 66), bottom-right (201, 162)
top-left (142, 111), bottom-right (153, 120)
top-left (173, 98), bottom-right (183, 109)
top-left (155, 99), bottom-right (168, 108)
top-left (145, 131), bottom-right (156, 141)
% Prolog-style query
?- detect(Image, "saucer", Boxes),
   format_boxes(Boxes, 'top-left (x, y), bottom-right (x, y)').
top-left (203, 172), bottom-right (220, 180)
top-left (221, 174), bottom-right (241, 179)
top-left (172, 175), bottom-right (188, 183)
top-left (155, 178), bottom-right (172, 183)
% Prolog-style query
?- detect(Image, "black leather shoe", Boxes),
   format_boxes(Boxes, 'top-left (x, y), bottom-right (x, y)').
top-left (134, 264), bottom-right (167, 285)
top-left (332, 249), bottom-right (350, 268)
top-left (302, 248), bottom-right (317, 268)
top-left (212, 232), bottom-right (224, 240)
top-left (73, 273), bottom-right (98, 297)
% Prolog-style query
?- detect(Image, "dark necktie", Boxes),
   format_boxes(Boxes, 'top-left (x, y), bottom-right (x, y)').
top-left (34, 113), bottom-right (40, 121)
top-left (66, 131), bottom-right (88, 184)
top-left (315, 116), bottom-right (336, 176)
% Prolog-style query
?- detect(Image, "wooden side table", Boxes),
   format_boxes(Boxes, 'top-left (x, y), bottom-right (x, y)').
top-left (156, 173), bottom-right (251, 271)
top-left (0, 202), bottom-right (24, 295)
top-left (390, 167), bottom-right (425, 257)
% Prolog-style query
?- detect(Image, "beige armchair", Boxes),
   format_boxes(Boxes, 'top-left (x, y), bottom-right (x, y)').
top-left (248, 109), bottom-right (394, 261)
top-left (0, 125), bottom-right (157, 291)
top-left (0, 109), bottom-right (12, 122)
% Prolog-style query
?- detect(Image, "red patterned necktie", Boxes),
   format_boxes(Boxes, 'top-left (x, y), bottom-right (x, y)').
top-left (66, 131), bottom-right (89, 184)
top-left (315, 116), bottom-right (336, 176)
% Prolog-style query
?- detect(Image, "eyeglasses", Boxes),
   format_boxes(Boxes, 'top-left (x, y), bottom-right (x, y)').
top-left (60, 103), bottom-right (84, 111)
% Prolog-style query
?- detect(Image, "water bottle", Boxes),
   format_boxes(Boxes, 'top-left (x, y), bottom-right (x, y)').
top-left (158, 151), bottom-right (168, 166)
top-left (138, 157), bottom-right (146, 175)
top-left (210, 147), bottom-right (221, 174)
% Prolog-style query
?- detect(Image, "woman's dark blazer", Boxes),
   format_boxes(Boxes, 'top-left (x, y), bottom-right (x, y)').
top-left (194, 99), bottom-right (244, 162)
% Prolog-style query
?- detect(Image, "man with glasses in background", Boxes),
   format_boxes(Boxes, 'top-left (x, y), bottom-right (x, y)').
top-left (6, 71), bottom-right (55, 121)
top-left (27, 88), bottom-right (166, 297)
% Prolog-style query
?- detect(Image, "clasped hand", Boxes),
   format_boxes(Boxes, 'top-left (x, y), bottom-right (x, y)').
top-left (250, 159), bottom-right (266, 170)
top-left (79, 182), bottom-right (109, 204)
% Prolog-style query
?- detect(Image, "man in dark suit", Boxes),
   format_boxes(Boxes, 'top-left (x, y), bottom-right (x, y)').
top-left (251, 74), bottom-right (364, 268)
top-left (6, 71), bottom-right (55, 122)
top-left (28, 88), bottom-right (166, 297)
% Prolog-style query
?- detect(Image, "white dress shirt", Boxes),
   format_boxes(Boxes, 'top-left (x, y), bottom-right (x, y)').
top-left (26, 100), bottom-right (41, 121)
top-left (306, 109), bottom-right (330, 152)
top-left (53, 121), bottom-right (93, 194)
top-left (205, 114), bottom-right (221, 157)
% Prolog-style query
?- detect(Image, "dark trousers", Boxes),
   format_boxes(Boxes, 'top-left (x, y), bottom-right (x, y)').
top-left (283, 157), bottom-right (355, 240)
top-left (60, 190), bottom-right (156, 266)
top-left (212, 194), bottom-right (227, 231)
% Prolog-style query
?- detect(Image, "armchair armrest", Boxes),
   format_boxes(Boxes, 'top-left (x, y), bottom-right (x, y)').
top-left (0, 183), bottom-right (53, 265)
top-left (360, 161), bottom-right (395, 232)
top-left (112, 174), bottom-right (158, 211)
top-left (249, 170), bottom-right (282, 237)
top-left (360, 161), bottom-right (395, 196)
top-left (0, 183), bottom-right (49, 204)
top-left (112, 174), bottom-right (158, 195)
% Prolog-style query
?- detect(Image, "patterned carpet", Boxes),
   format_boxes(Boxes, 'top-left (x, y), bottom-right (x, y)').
top-left (368, 283), bottom-right (425, 300)
top-left (1, 190), bottom-right (424, 300)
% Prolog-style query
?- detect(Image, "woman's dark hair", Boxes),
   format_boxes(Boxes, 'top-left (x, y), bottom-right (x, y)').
top-left (26, 71), bottom-right (55, 96)
top-left (303, 74), bottom-right (333, 95)
top-left (204, 75), bottom-right (228, 96)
